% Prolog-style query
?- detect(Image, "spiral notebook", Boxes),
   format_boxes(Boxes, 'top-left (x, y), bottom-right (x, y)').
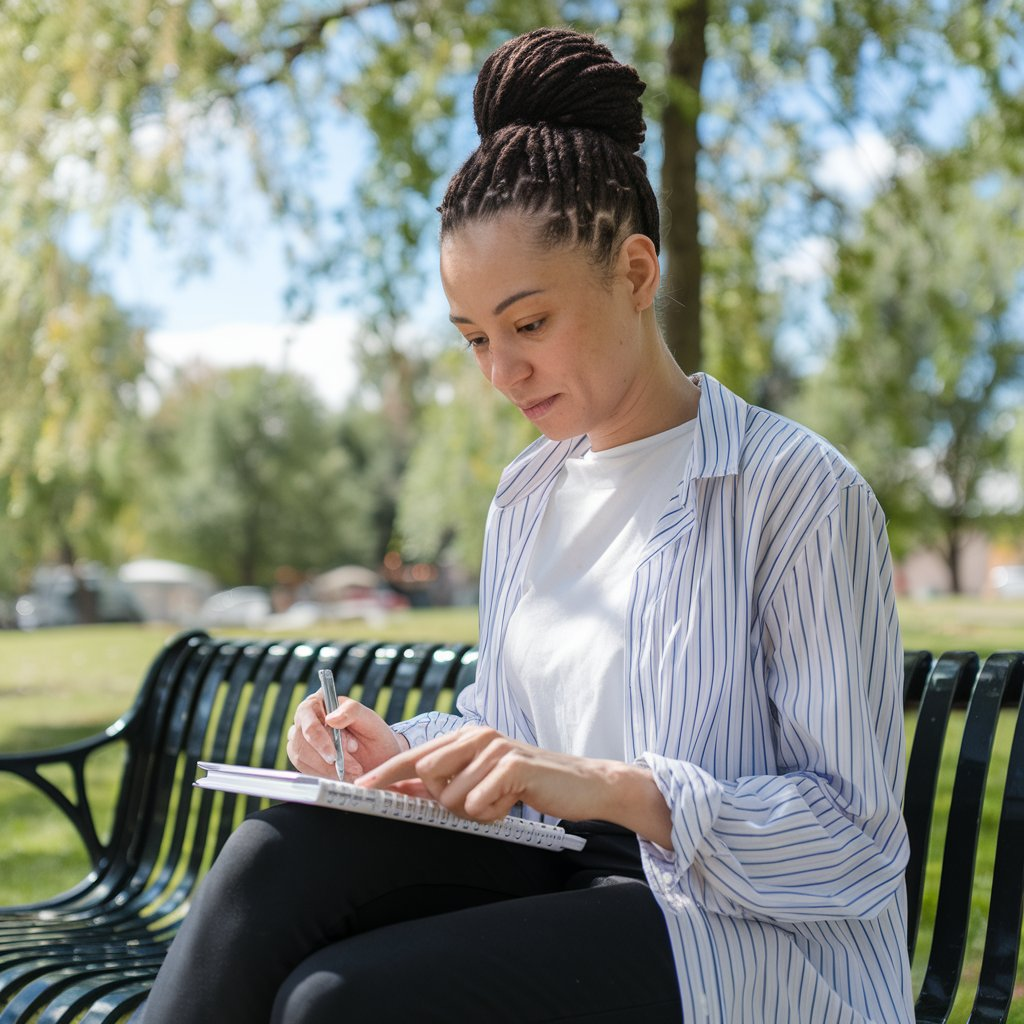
top-left (195, 762), bottom-right (586, 852)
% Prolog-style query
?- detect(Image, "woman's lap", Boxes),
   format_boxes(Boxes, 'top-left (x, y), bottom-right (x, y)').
top-left (273, 877), bottom-right (680, 1024)
top-left (142, 804), bottom-right (681, 1024)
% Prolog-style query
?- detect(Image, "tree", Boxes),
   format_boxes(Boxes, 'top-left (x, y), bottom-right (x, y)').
top-left (144, 363), bottom-right (377, 585)
top-left (396, 349), bottom-right (538, 574)
top-left (794, 143), bottom-right (1024, 590)
top-left (0, 245), bottom-right (147, 606)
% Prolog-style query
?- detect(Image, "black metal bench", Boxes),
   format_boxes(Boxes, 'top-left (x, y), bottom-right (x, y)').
top-left (0, 631), bottom-right (1022, 1023)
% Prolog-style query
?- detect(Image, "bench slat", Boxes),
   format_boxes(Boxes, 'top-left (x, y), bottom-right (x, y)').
top-left (903, 651), bottom-right (980, 961)
top-left (968, 654), bottom-right (1024, 1023)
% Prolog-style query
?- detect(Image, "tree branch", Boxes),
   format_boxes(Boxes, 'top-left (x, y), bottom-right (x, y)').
top-left (217, 0), bottom-right (406, 96)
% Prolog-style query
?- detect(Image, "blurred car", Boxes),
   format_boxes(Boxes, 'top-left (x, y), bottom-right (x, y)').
top-left (15, 592), bottom-right (79, 630)
top-left (990, 565), bottom-right (1024, 598)
top-left (15, 564), bottom-right (144, 629)
top-left (267, 589), bottom-right (410, 629)
top-left (198, 586), bottom-right (273, 628)
top-left (265, 600), bottom-right (322, 629)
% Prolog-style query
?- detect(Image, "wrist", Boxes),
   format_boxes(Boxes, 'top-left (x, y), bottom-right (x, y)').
top-left (600, 761), bottom-right (673, 850)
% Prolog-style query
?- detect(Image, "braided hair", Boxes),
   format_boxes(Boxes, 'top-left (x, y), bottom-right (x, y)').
top-left (439, 28), bottom-right (660, 268)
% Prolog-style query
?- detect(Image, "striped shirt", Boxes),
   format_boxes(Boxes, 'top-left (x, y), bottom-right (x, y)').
top-left (394, 373), bottom-right (913, 1023)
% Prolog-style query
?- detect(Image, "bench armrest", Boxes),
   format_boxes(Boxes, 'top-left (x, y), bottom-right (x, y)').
top-left (0, 716), bottom-right (134, 872)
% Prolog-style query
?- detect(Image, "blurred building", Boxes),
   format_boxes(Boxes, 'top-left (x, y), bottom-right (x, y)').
top-left (118, 559), bottom-right (217, 624)
top-left (895, 535), bottom-right (1024, 597)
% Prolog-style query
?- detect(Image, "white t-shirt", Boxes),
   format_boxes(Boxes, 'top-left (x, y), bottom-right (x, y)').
top-left (502, 419), bottom-right (697, 760)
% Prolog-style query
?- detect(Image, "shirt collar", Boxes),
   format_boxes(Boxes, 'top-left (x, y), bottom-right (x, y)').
top-left (492, 372), bottom-right (748, 508)
top-left (687, 372), bottom-right (747, 481)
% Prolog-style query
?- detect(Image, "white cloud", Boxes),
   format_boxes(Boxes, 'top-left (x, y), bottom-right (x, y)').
top-left (145, 312), bottom-right (362, 411)
top-left (763, 235), bottom-right (837, 288)
top-left (814, 128), bottom-right (922, 204)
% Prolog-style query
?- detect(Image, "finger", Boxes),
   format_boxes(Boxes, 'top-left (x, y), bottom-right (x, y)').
top-left (325, 697), bottom-right (382, 732)
top-left (295, 692), bottom-right (326, 725)
top-left (354, 732), bottom-right (454, 786)
top-left (355, 751), bottom-right (421, 788)
top-left (288, 739), bottom-right (335, 778)
top-left (297, 709), bottom-right (340, 766)
top-left (340, 752), bottom-right (365, 782)
top-left (464, 772), bottom-right (525, 822)
top-left (384, 778), bottom-right (434, 800)
top-left (435, 743), bottom-right (503, 799)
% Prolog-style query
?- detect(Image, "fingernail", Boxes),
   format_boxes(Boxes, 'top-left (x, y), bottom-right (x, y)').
top-left (347, 737), bottom-right (358, 752)
top-left (325, 751), bottom-right (336, 764)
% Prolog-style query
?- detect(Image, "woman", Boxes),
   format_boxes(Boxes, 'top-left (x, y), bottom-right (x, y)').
top-left (144, 28), bottom-right (912, 1023)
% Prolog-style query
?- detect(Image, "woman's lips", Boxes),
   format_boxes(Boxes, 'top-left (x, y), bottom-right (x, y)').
top-left (520, 395), bottom-right (558, 422)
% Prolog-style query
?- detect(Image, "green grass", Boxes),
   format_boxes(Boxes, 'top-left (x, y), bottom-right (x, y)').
top-left (1, 597), bottom-right (1022, 1021)
top-left (898, 595), bottom-right (1024, 659)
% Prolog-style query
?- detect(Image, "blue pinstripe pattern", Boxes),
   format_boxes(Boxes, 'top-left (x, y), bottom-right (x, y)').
top-left (393, 374), bottom-right (912, 1023)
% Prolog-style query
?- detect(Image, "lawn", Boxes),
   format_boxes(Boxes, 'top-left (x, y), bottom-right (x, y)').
top-left (1, 597), bottom-right (1022, 1021)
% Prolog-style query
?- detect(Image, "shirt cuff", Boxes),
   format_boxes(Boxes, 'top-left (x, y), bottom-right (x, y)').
top-left (635, 751), bottom-right (724, 907)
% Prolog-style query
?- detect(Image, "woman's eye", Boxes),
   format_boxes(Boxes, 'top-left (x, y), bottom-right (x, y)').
top-left (519, 319), bottom-right (544, 334)
top-left (464, 335), bottom-right (487, 350)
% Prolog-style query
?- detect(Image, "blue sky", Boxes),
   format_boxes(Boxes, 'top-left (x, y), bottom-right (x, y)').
top-left (95, 115), bottom-right (398, 409)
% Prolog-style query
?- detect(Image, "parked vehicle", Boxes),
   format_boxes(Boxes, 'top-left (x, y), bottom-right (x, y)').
top-left (991, 565), bottom-right (1024, 598)
top-left (15, 564), bottom-right (144, 629)
top-left (198, 587), bottom-right (273, 628)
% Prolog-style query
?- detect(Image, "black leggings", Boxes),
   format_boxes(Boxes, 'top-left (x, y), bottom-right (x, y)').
top-left (142, 804), bottom-right (682, 1023)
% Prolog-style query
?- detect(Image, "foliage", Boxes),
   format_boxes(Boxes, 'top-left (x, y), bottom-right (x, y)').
top-left (0, 0), bottom-right (595, 321)
top-left (794, 145), bottom-right (1024, 588)
top-left (143, 363), bottom-right (375, 585)
top-left (0, 248), bottom-right (147, 592)
top-left (335, 397), bottom-right (413, 564)
top-left (396, 349), bottom-right (538, 573)
top-left (685, 0), bottom-right (1024, 393)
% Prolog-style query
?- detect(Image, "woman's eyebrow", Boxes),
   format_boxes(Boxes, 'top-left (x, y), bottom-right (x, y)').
top-left (449, 289), bottom-right (545, 324)
top-left (494, 289), bottom-right (543, 314)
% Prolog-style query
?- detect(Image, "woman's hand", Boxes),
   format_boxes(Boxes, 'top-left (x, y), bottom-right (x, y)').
top-left (287, 693), bottom-right (408, 781)
top-left (355, 725), bottom-right (673, 847)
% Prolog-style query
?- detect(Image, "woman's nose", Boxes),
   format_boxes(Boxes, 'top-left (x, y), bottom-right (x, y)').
top-left (486, 341), bottom-right (530, 392)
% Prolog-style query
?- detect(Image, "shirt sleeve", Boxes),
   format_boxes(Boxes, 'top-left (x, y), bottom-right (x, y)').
top-left (390, 681), bottom-right (489, 746)
top-left (636, 484), bottom-right (909, 924)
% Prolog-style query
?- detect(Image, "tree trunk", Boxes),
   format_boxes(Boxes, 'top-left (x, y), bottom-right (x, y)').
top-left (60, 536), bottom-right (99, 624)
top-left (660, 0), bottom-right (708, 371)
top-left (945, 529), bottom-right (962, 595)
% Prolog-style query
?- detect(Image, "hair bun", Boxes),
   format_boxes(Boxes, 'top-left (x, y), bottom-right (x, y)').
top-left (473, 28), bottom-right (647, 153)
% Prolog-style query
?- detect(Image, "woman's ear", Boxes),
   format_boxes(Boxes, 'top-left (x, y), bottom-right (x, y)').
top-left (618, 233), bottom-right (661, 311)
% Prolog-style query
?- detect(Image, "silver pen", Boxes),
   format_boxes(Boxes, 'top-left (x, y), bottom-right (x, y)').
top-left (318, 669), bottom-right (345, 781)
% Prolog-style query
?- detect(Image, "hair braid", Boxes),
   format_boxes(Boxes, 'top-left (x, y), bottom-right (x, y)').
top-left (439, 28), bottom-right (660, 265)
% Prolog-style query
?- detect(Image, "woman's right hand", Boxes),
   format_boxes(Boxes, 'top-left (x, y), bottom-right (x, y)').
top-left (287, 693), bottom-right (408, 780)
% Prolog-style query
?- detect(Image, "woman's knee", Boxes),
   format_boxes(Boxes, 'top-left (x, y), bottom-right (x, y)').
top-left (270, 943), bottom-right (392, 1024)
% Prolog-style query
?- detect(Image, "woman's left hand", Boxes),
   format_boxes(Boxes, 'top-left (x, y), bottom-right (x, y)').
top-left (355, 726), bottom-right (672, 847)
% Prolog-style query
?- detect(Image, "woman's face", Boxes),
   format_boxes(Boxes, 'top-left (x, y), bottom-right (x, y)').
top-left (440, 213), bottom-right (658, 451)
